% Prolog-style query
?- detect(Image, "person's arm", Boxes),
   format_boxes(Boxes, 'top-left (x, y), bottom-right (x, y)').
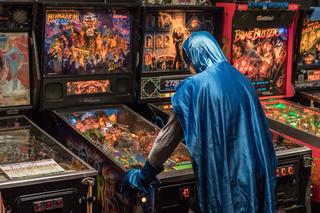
top-left (122, 112), bottom-right (184, 193)
top-left (148, 112), bottom-right (184, 168)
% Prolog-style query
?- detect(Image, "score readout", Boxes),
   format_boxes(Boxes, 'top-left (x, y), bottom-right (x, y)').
top-left (159, 75), bottom-right (190, 92)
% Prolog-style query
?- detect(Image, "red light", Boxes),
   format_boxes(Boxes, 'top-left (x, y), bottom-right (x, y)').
top-left (46, 201), bottom-right (52, 209)
top-left (182, 188), bottom-right (190, 199)
top-left (276, 169), bottom-right (279, 177)
top-left (288, 166), bottom-right (294, 175)
top-left (34, 202), bottom-right (43, 212)
top-left (55, 198), bottom-right (63, 208)
top-left (281, 168), bottom-right (286, 176)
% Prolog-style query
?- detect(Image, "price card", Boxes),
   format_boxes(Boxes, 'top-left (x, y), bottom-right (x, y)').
top-left (0, 159), bottom-right (65, 180)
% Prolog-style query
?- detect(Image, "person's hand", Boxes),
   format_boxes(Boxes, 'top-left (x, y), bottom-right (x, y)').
top-left (122, 169), bottom-right (148, 194)
top-left (121, 160), bottom-right (164, 194)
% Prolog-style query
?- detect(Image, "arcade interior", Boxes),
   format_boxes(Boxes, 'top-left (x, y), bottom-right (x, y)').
top-left (1, 0), bottom-right (320, 212)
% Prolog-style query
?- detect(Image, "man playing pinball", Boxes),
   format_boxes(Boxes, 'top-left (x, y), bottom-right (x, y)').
top-left (123, 31), bottom-right (277, 213)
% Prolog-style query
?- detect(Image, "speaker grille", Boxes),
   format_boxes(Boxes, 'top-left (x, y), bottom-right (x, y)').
top-left (116, 78), bottom-right (129, 94)
top-left (45, 83), bottom-right (63, 100)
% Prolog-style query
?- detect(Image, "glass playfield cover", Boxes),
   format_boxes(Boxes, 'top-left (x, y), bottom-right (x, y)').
top-left (58, 105), bottom-right (192, 171)
top-left (262, 99), bottom-right (320, 137)
top-left (0, 116), bottom-right (95, 185)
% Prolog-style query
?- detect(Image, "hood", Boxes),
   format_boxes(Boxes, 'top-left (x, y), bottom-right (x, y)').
top-left (182, 31), bottom-right (227, 73)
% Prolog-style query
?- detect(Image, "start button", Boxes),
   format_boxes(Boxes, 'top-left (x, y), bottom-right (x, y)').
top-left (180, 187), bottom-right (191, 200)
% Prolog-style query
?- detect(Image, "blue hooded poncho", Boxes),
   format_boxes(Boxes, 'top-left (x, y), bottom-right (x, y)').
top-left (171, 31), bottom-right (276, 213)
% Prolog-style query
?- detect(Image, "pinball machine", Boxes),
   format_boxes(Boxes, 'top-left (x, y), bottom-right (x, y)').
top-left (133, 0), bottom-right (223, 127)
top-left (35, 1), bottom-right (196, 212)
top-left (294, 7), bottom-right (320, 109)
top-left (215, 1), bottom-right (315, 212)
top-left (251, 5), bottom-right (320, 211)
top-left (0, 1), bottom-right (98, 213)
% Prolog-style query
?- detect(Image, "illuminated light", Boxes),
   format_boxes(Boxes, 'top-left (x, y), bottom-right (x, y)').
top-left (276, 169), bottom-right (279, 177)
top-left (34, 202), bottom-right (42, 212)
top-left (182, 188), bottom-right (190, 198)
top-left (281, 168), bottom-right (286, 176)
top-left (288, 166), bottom-right (294, 175)
top-left (141, 196), bottom-right (148, 203)
top-left (46, 201), bottom-right (52, 209)
top-left (55, 198), bottom-right (63, 208)
top-left (275, 103), bottom-right (286, 109)
top-left (290, 122), bottom-right (297, 127)
top-left (263, 44), bottom-right (267, 49)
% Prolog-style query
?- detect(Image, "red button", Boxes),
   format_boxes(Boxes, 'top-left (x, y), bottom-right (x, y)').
top-left (46, 201), bottom-right (52, 209)
top-left (288, 166), bottom-right (294, 175)
top-left (55, 198), bottom-right (63, 208)
top-left (34, 202), bottom-right (43, 212)
top-left (182, 188), bottom-right (190, 199)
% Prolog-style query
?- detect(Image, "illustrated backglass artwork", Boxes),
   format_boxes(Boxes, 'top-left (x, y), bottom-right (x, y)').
top-left (143, 11), bottom-right (215, 72)
top-left (67, 79), bottom-right (110, 96)
top-left (296, 18), bottom-right (320, 87)
top-left (0, 33), bottom-right (30, 107)
top-left (232, 28), bottom-right (288, 97)
top-left (298, 19), bottom-right (320, 66)
top-left (44, 9), bottom-right (131, 76)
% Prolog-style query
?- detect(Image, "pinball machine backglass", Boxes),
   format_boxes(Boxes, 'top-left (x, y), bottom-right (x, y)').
top-left (232, 27), bottom-right (289, 97)
top-left (0, 32), bottom-right (31, 109)
top-left (139, 6), bottom-right (223, 103)
top-left (294, 7), bottom-right (320, 111)
top-left (40, 4), bottom-right (137, 110)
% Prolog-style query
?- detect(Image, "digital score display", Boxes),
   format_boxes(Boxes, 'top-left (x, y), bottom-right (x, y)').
top-left (159, 76), bottom-right (186, 92)
top-left (276, 165), bottom-right (295, 177)
top-left (140, 75), bottom-right (189, 100)
top-left (66, 79), bottom-right (110, 96)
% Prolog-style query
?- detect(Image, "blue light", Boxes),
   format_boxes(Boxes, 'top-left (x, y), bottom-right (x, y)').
top-left (70, 118), bottom-right (77, 125)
